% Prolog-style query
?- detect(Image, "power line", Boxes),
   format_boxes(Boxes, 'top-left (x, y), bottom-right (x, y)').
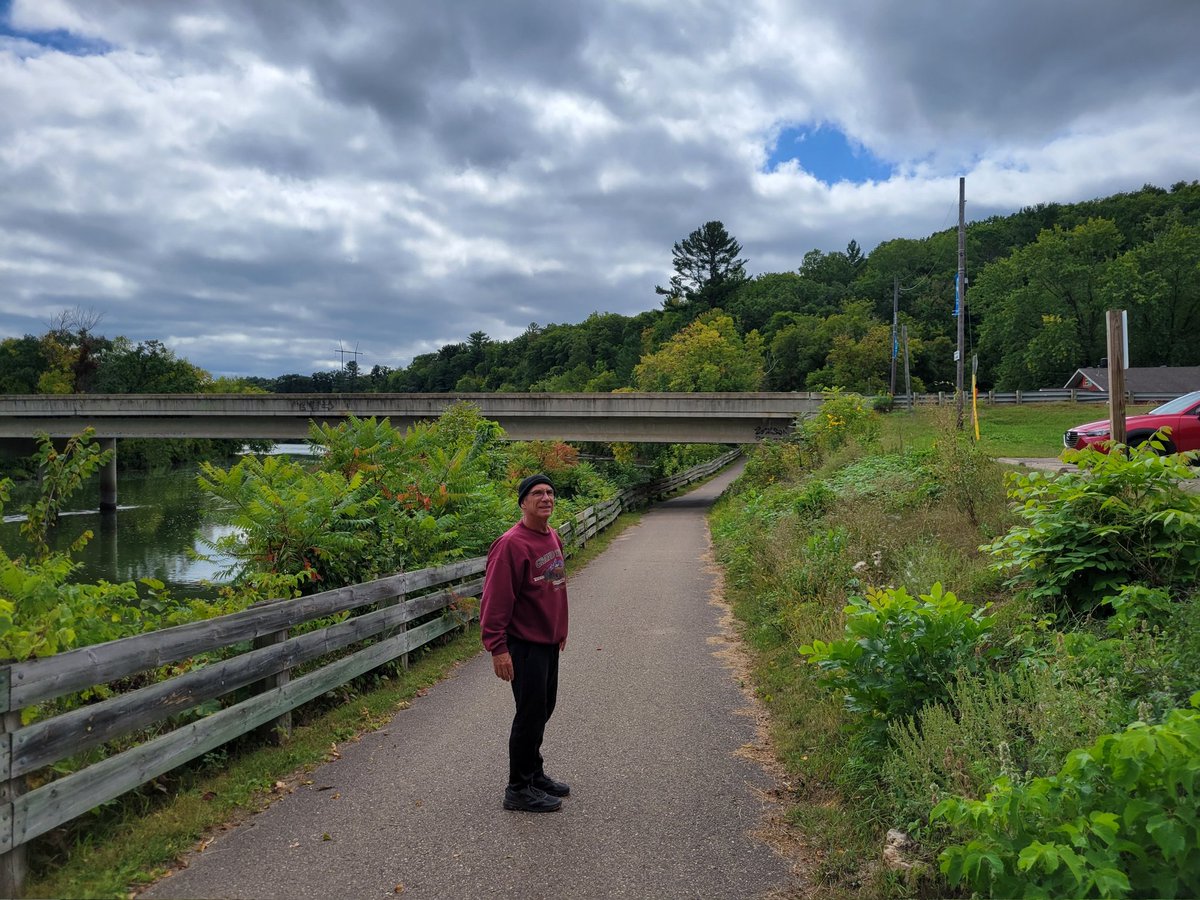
top-left (334, 341), bottom-right (363, 371)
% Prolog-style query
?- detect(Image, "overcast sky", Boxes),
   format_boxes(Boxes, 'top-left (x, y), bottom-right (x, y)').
top-left (2, 0), bottom-right (1197, 378)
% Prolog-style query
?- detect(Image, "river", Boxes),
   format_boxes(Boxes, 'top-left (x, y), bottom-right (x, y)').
top-left (0, 445), bottom-right (313, 600)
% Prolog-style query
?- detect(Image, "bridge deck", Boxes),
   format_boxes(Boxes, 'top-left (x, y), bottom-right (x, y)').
top-left (0, 392), bottom-right (821, 443)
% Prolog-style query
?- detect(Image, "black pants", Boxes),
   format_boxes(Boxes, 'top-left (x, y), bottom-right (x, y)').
top-left (507, 635), bottom-right (560, 789)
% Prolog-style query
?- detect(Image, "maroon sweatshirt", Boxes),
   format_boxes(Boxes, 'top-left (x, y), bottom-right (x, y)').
top-left (480, 520), bottom-right (568, 654)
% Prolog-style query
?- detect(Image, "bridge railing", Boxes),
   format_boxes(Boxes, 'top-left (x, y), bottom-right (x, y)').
top-left (0, 448), bottom-right (740, 894)
top-left (891, 389), bottom-right (1178, 408)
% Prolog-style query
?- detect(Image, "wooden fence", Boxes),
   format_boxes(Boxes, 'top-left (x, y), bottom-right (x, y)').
top-left (0, 448), bottom-right (740, 895)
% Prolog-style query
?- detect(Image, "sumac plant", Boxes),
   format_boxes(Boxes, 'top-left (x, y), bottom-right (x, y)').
top-left (982, 438), bottom-right (1200, 615)
top-left (201, 408), bottom-right (515, 590)
top-left (801, 583), bottom-right (995, 739)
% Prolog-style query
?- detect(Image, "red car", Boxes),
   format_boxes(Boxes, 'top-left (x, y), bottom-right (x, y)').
top-left (1063, 389), bottom-right (1200, 454)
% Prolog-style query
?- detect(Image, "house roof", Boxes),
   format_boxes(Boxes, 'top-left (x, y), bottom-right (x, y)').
top-left (1063, 366), bottom-right (1200, 394)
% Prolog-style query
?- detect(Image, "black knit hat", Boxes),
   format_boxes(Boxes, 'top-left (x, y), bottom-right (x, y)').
top-left (517, 473), bottom-right (554, 506)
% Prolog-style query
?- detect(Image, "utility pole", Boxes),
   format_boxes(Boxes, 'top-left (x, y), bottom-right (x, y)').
top-left (955, 176), bottom-right (967, 429)
top-left (890, 275), bottom-right (899, 396)
top-left (902, 323), bottom-right (913, 413)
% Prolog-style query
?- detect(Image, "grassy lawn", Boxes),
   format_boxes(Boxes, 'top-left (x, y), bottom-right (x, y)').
top-left (880, 401), bottom-right (1155, 458)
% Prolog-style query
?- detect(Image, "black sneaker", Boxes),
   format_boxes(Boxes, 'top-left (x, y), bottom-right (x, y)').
top-left (503, 785), bottom-right (562, 812)
top-left (532, 773), bottom-right (570, 797)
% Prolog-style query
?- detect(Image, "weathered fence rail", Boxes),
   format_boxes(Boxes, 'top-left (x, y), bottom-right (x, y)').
top-left (892, 391), bottom-right (1180, 412)
top-left (0, 448), bottom-right (740, 895)
top-left (893, 389), bottom-right (1178, 408)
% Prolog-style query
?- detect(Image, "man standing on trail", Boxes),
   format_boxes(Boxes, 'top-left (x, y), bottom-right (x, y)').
top-left (480, 473), bottom-right (571, 813)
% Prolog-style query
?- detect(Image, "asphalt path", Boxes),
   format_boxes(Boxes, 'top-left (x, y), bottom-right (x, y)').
top-left (143, 462), bottom-right (798, 900)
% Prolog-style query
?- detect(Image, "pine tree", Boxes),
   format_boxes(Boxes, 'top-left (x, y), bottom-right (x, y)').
top-left (655, 221), bottom-right (748, 311)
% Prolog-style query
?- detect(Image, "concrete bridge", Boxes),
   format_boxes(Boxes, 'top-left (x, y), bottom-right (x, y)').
top-left (0, 392), bottom-right (821, 444)
top-left (0, 392), bottom-right (821, 510)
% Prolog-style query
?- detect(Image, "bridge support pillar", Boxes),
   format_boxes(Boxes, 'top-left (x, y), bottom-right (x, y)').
top-left (99, 438), bottom-right (117, 512)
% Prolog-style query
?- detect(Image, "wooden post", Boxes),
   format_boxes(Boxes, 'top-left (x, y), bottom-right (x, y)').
top-left (1, 668), bottom-right (27, 899)
top-left (890, 275), bottom-right (899, 396)
top-left (956, 176), bottom-right (967, 429)
top-left (1107, 310), bottom-right (1128, 448)
top-left (902, 325), bottom-right (913, 414)
top-left (251, 630), bottom-right (292, 744)
top-left (381, 587), bottom-right (409, 672)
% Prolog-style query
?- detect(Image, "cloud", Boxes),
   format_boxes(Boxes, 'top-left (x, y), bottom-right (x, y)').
top-left (1, 0), bottom-right (1197, 377)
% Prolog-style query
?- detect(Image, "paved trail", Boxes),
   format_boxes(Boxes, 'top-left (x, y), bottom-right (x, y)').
top-left (144, 463), bottom-right (799, 899)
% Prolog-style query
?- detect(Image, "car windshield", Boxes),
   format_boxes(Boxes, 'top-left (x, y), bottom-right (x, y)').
top-left (1148, 390), bottom-right (1200, 416)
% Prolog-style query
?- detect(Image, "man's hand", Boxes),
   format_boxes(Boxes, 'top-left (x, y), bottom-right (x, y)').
top-left (559, 638), bottom-right (567, 651)
top-left (492, 651), bottom-right (514, 681)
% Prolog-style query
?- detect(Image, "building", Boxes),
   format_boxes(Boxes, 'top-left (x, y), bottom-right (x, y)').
top-left (1062, 366), bottom-right (1200, 394)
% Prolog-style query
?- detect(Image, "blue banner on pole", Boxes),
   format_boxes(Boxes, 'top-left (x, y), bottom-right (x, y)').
top-left (953, 273), bottom-right (960, 317)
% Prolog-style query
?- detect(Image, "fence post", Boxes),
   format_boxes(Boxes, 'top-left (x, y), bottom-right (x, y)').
top-left (1, 666), bottom-right (27, 899)
top-left (381, 583), bottom-right (408, 672)
top-left (251, 629), bottom-right (292, 744)
top-left (1016, 390), bottom-right (1023, 404)
top-left (1070, 389), bottom-right (1077, 402)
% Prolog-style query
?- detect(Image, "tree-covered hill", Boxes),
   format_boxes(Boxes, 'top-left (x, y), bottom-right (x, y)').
top-left (364, 180), bottom-right (1200, 394)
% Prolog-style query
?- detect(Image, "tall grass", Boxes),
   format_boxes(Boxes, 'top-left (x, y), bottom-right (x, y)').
top-left (710, 409), bottom-right (1010, 896)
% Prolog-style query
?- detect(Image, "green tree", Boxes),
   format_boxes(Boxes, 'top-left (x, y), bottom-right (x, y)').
top-left (203, 376), bottom-right (268, 394)
top-left (765, 314), bottom-right (829, 390)
top-left (1024, 314), bottom-right (1083, 388)
top-left (656, 221), bottom-right (748, 312)
top-left (1103, 218), bottom-right (1200, 366)
top-left (725, 272), bottom-right (823, 335)
top-left (93, 338), bottom-right (208, 393)
top-left (634, 311), bottom-right (764, 391)
top-left (975, 218), bottom-right (1123, 389)
top-left (0, 335), bottom-right (48, 393)
top-left (806, 323), bottom-right (893, 393)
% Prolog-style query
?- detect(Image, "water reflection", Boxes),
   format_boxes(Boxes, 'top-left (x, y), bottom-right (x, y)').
top-left (0, 467), bottom-right (238, 600)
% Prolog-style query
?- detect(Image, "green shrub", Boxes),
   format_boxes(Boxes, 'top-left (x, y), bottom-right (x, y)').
top-left (1165, 595), bottom-right (1200, 703)
top-left (800, 583), bottom-right (995, 739)
top-left (739, 439), bottom-right (811, 490)
top-left (931, 424), bottom-right (1006, 530)
top-left (781, 525), bottom-right (852, 604)
top-left (933, 695), bottom-right (1200, 899)
top-left (825, 450), bottom-right (939, 509)
top-left (202, 410), bottom-right (518, 589)
top-left (1026, 621), bottom-right (1196, 727)
top-left (798, 390), bottom-right (879, 456)
top-left (884, 664), bottom-right (1120, 837)
top-left (983, 441), bottom-right (1200, 614)
top-left (792, 478), bottom-right (835, 517)
top-left (199, 455), bottom-right (377, 587)
top-left (1107, 585), bottom-right (1175, 635)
